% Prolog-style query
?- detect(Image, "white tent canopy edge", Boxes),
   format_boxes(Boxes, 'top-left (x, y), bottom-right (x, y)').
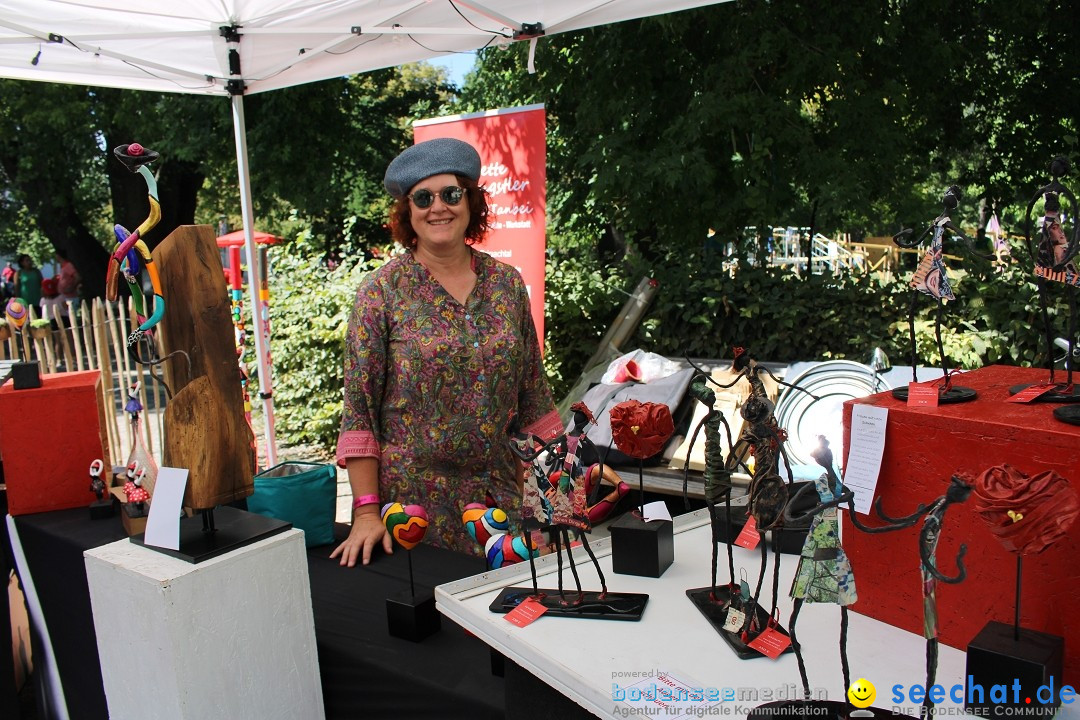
top-left (0, 0), bottom-right (732, 467)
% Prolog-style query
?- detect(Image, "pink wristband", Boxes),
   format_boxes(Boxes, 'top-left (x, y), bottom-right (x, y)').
top-left (353, 494), bottom-right (379, 510)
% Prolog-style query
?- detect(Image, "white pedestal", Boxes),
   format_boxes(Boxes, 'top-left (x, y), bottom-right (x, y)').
top-left (84, 529), bottom-right (324, 720)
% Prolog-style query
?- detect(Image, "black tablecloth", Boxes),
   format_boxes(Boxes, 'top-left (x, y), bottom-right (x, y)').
top-left (309, 525), bottom-right (504, 720)
top-left (7, 510), bottom-right (505, 720)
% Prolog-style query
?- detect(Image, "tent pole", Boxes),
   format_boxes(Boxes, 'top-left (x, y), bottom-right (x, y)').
top-left (232, 93), bottom-right (278, 468)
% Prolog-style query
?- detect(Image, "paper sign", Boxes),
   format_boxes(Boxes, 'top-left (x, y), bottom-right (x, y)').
top-left (505, 597), bottom-right (547, 627)
top-left (734, 515), bottom-right (760, 549)
top-left (747, 625), bottom-right (793, 659)
top-left (723, 607), bottom-right (746, 633)
top-left (1007, 383), bottom-right (1056, 403)
top-left (844, 404), bottom-right (889, 515)
top-left (642, 500), bottom-right (672, 523)
top-left (142, 467), bottom-right (189, 551)
top-left (907, 383), bottom-right (939, 407)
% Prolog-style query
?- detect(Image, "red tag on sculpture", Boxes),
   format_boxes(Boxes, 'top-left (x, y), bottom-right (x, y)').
top-left (907, 383), bottom-right (939, 408)
top-left (1007, 383), bottom-right (1056, 403)
top-left (734, 515), bottom-right (760, 549)
top-left (505, 597), bottom-right (548, 627)
top-left (747, 625), bottom-right (792, 659)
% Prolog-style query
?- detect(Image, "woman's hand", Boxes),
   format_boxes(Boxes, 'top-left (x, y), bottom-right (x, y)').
top-left (329, 512), bottom-right (393, 567)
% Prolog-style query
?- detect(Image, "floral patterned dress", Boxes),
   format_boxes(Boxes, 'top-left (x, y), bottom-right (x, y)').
top-left (790, 473), bottom-right (857, 605)
top-left (337, 249), bottom-right (561, 554)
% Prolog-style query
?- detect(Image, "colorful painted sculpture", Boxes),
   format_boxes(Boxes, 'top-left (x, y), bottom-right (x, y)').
top-left (381, 502), bottom-right (429, 551)
top-left (484, 532), bottom-right (538, 569)
top-left (123, 381), bottom-right (158, 500)
top-left (89, 459), bottom-right (106, 500)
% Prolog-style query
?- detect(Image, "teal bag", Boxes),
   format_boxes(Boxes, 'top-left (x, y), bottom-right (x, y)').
top-left (248, 461), bottom-right (337, 547)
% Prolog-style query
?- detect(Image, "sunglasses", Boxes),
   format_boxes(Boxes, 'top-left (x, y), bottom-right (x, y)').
top-left (408, 185), bottom-right (466, 209)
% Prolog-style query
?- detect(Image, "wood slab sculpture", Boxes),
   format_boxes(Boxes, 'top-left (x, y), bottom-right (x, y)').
top-left (153, 225), bottom-right (255, 509)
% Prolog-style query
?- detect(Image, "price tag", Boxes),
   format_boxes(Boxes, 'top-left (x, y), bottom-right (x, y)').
top-left (723, 607), bottom-right (746, 633)
top-left (734, 515), bottom-right (760, 549)
top-left (907, 383), bottom-right (939, 408)
top-left (504, 597), bottom-right (548, 627)
top-left (747, 625), bottom-right (792, 659)
top-left (1007, 383), bottom-right (1056, 403)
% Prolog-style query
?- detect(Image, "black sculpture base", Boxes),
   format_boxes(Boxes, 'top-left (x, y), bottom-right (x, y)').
top-left (965, 621), bottom-right (1064, 718)
top-left (387, 587), bottom-right (442, 642)
top-left (1008, 383), bottom-right (1080, 404)
top-left (489, 586), bottom-right (648, 621)
top-left (1054, 405), bottom-right (1080, 425)
top-left (11, 361), bottom-right (41, 390)
top-left (748, 700), bottom-right (912, 720)
top-left (609, 511), bottom-right (674, 577)
top-left (686, 586), bottom-right (792, 659)
top-left (891, 385), bottom-right (977, 404)
top-left (130, 505), bottom-right (292, 563)
top-left (88, 499), bottom-right (114, 520)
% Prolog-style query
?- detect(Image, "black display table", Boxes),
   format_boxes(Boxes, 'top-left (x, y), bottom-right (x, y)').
top-left (6, 509), bottom-right (504, 719)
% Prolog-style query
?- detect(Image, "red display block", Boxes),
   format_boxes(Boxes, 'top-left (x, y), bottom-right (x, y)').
top-left (842, 365), bottom-right (1080, 681)
top-left (0, 370), bottom-right (111, 515)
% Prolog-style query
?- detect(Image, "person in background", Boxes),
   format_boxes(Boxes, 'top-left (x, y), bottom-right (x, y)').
top-left (39, 277), bottom-right (67, 363)
top-left (1, 262), bottom-right (15, 299)
top-left (56, 249), bottom-right (81, 312)
top-left (14, 254), bottom-right (42, 308)
top-left (331, 138), bottom-right (562, 566)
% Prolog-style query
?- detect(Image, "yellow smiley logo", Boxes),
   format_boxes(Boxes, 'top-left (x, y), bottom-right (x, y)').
top-left (847, 678), bottom-right (876, 708)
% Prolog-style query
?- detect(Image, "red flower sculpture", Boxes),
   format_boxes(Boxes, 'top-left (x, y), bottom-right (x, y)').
top-left (973, 464), bottom-right (1078, 556)
top-left (609, 400), bottom-right (674, 460)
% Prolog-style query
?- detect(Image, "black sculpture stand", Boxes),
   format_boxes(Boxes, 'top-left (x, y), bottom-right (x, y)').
top-left (685, 586), bottom-right (793, 659)
top-left (1054, 405), bottom-right (1080, 425)
top-left (609, 511), bottom-right (674, 577)
top-left (89, 498), bottom-right (114, 520)
top-left (488, 586), bottom-right (648, 621)
top-left (11, 361), bottom-right (41, 390)
top-left (130, 505), bottom-right (291, 563)
top-left (891, 385), bottom-right (977, 404)
top-left (748, 700), bottom-right (911, 720)
top-left (387, 587), bottom-right (442, 642)
top-left (1008, 384), bottom-right (1080, 404)
top-left (965, 621), bottom-right (1064, 717)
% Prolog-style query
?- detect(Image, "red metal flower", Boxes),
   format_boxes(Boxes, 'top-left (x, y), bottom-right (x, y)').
top-left (609, 400), bottom-right (674, 459)
top-left (973, 464), bottom-right (1078, 556)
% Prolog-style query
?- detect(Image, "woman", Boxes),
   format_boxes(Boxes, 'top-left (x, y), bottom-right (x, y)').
top-left (14, 254), bottom-right (42, 308)
top-left (331, 138), bottom-right (562, 565)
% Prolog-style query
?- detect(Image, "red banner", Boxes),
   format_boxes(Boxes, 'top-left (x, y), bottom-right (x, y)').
top-left (413, 104), bottom-right (547, 342)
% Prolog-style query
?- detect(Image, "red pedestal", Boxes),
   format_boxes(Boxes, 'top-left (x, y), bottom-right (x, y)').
top-left (0, 370), bottom-right (111, 515)
top-left (842, 365), bottom-right (1080, 682)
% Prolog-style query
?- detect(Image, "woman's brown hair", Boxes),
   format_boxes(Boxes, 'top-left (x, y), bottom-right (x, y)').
top-left (389, 175), bottom-right (491, 250)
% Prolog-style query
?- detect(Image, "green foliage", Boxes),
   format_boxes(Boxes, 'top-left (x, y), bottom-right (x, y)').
top-left (266, 249), bottom-right (381, 448)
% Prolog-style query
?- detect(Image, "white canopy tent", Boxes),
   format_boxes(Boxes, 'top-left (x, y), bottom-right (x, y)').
top-left (0, 0), bottom-right (731, 467)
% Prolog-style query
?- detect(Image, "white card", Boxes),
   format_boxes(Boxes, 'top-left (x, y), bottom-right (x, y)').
top-left (143, 467), bottom-right (189, 551)
top-left (843, 404), bottom-right (888, 515)
top-left (642, 500), bottom-right (672, 523)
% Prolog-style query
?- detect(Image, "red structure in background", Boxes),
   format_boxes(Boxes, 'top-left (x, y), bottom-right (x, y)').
top-left (216, 230), bottom-right (280, 461)
top-left (841, 365), bottom-right (1080, 682)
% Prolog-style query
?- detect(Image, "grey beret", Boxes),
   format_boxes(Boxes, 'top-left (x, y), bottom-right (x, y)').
top-left (383, 138), bottom-right (482, 197)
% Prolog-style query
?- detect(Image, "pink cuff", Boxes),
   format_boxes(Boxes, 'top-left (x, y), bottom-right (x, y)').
top-left (523, 409), bottom-right (564, 442)
top-left (336, 430), bottom-right (380, 468)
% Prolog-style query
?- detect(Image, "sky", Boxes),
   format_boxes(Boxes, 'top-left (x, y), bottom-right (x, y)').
top-left (430, 51), bottom-right (477, 87)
